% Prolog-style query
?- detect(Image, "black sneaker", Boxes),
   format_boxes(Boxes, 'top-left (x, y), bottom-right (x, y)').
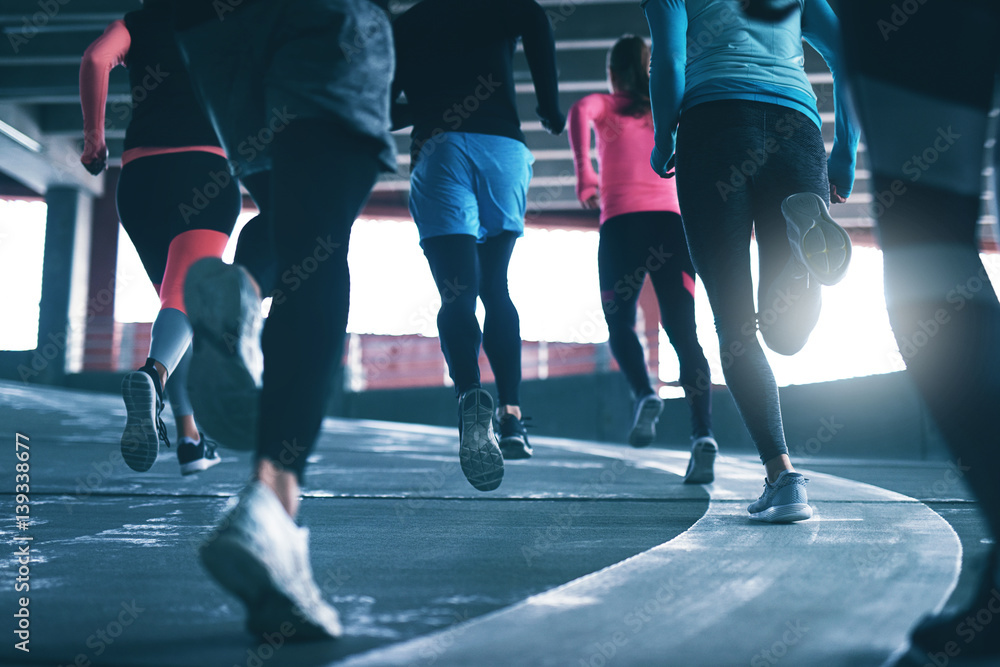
top-left (628, 394), bottom-right (663, 447)
top-left (903, 548), bottom-right (1000, 663)
top-left (121, 360), bottom-right (170, 472)
top-left (497, 413), bottom-right (532, 459)
top-left (177, 433), bottom-right (221, 476)
top-left (457, 388), bottom-right (504, 491)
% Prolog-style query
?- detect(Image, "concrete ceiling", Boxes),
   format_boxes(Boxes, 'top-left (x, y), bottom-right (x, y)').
top-left (0, 0), bottom-right (993, 227)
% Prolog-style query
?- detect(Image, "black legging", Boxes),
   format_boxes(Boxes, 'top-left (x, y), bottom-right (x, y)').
top-left (598, 211), bottom-right (712, 438)
top-left (421, 232), bottom-right (522, 406)
top-left (236, 171), bottom-right (278, 297)
top-left (840, 0), bottom-right (1000, 539)
top-left (256, 120), bottom-right (381, 480)
top-left (116, 151), bottom-right (241, 285)
top-left (675, 100), bottom-right (829, 464)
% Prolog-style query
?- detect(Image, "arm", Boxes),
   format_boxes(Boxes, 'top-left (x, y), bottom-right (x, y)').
top-left (803, 0), bottom-right (860, 199)
top-left (389, 23), bottom-right (413, 131)
top-left (642, 0), bottom-right (687, 178)
top-left (513, 0), bottom-right (565, 134)
top-left (567, 95), bottom-right (604, 206)
top-left (79, 20), bottom-right (130, 174)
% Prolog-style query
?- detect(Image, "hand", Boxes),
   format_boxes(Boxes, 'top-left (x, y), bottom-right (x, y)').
top-left (81, 144), bottom-right (108, 176)
top-left (830, 183), bottom-right (847, 204)
top-left (538, 107), bottom-right (566, 135)
top-left (581, 194), bottom-right (600, 210)
top-left (650, 145), bottom-right (675, 179)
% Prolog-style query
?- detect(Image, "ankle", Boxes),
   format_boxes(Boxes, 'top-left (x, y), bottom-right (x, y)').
top-left (499, 405), bottom-right (521, 419)
top-left (145, 358), bottom-right (168, 389)
top-left (764, 454), bottom-right (794, 484)
top-left (256, 458), bottom-right (300, 518)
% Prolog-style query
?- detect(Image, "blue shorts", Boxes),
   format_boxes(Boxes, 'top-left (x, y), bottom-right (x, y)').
top-left (409, 132), bottom-right (534, 245)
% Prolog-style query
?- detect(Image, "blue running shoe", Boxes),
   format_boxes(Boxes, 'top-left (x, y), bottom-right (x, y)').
top-left (748, 471), bottom-right (813, 523)
top-left (782, 192), bottom-right (852, 286)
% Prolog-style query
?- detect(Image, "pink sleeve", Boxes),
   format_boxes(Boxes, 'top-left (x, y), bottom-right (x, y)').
top-left (567, 94), bottom-right (605, 202)
top-left (80, 20), bottom-right (130, 160)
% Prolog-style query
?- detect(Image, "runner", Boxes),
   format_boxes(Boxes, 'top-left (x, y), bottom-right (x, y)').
top-left (80, 1), bottom-right (241, 475)
top-left (567, 35), bottom-right (717, 483)
top-left (391, 0), bottom-right (565, 486)
top-left (172, 0), bottom-right (397, 638)
top-left (642, 0), bottom-right (859, 520)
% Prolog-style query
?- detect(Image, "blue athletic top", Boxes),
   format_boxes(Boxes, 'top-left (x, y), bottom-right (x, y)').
top-left (642, 0), bottom-right (860, 196)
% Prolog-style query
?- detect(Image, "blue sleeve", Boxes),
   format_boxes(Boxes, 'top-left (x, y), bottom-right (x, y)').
top-left (802, 0), bottom-right (860, 198)
top-left (642, 0), bottom-right (687, 177)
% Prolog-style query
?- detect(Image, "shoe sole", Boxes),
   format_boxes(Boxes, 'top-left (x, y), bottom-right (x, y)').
top-left (459, 391), bottom-right (504, 491)
top-left (200, 534), bottom-right (342, 640)
top-left (628, 399), bottom-right (663, 448)
top-left (179, 456), bottom-right (221, 476)
top-left (748, 503), bottom-right (813, 523)
top-left (121, 372), bottom-right (160, 473)
top-left (499, 436), bottom-right (533, 460)
top-left (782, 192), bottom-right (852, 286)
top-left (683, 441), bottom-right (717, 484)
top-left (185, 258), bottom-right (262, 451)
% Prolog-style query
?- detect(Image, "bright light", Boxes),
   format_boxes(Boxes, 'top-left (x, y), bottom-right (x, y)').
top-left (0, 200), bottom-right (46, 350)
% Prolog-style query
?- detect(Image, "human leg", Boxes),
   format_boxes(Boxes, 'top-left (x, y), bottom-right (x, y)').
top-left (840, 1), bottom-right (1000, 657)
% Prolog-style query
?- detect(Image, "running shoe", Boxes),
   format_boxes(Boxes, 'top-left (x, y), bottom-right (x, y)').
top-left (900, 547), bottom-right (1000, 664)
top-left (782, 192), bottom-right (852, 286)
top-left (748, 471), bottom-right (813, 523)
top-left (683, 436), bottom-right (718, 484)
top-left (458, 388), bottom-right (504, 491)
top-left (177, 433), bottom-right (221, 476)
top-left (120, 361), bottom-right (170, 472)
top-left (184, 258), bottom-right (263, 451)
top-left (199, 482), bottom-right (342, 640)
top-left (628, 394), bottom-right (664, 448)
top-left (498, 413), bottom-right (533, 460)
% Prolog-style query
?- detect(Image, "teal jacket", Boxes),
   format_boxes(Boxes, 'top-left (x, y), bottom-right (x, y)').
top-left (642, 0), bottom-right (860, 196)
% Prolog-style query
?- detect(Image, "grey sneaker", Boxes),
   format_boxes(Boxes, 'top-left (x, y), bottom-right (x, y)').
top-left (628, 394), bottom-right (663, 447)
top-left (184, 258), bottom-right (263, 451)
top-left (458, 388), bottom-right (504, 491)
top-left (199, 482), bottom-right (342, 640)
top-left (748, 471), bottom-right (813, 523)
top-left (782, 192), bottom-right (852, 286)
top-left (682, 436), bottom-right (718, 484)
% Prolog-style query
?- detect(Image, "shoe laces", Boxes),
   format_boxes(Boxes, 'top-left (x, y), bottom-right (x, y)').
top-left (141, 362), bottom-right (170, 449)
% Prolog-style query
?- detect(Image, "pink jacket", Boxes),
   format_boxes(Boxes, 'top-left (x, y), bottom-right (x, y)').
top-left (567, 92), bottom-right (680, 225)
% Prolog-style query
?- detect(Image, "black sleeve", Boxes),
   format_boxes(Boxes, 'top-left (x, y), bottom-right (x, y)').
top-left (510, 0), bottom-right (564, 133)
top-left (389, 19), bottom-right (413, 131)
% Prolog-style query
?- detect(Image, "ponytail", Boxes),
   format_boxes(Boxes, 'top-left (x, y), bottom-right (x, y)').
top-left (608, 35), bottom-right (651, 118)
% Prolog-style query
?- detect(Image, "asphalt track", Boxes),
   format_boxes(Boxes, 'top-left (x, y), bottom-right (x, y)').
top-left (0, 381), bottom-right (992, 666)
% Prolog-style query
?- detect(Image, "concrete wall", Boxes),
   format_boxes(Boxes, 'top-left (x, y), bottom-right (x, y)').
top-left (9, 365), bottom-right (947, 461)
top-left (338, 371), bottom-right (947, 461)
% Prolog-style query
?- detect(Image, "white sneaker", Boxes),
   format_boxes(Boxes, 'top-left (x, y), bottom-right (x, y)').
top-left (200, 482), bottom-right (342, 640)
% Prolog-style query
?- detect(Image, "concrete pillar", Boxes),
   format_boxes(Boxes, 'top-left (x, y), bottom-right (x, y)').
top-left (32, 186), bottom-right (92, 383)
top-left (81, 168), bottom-right (120, 371)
